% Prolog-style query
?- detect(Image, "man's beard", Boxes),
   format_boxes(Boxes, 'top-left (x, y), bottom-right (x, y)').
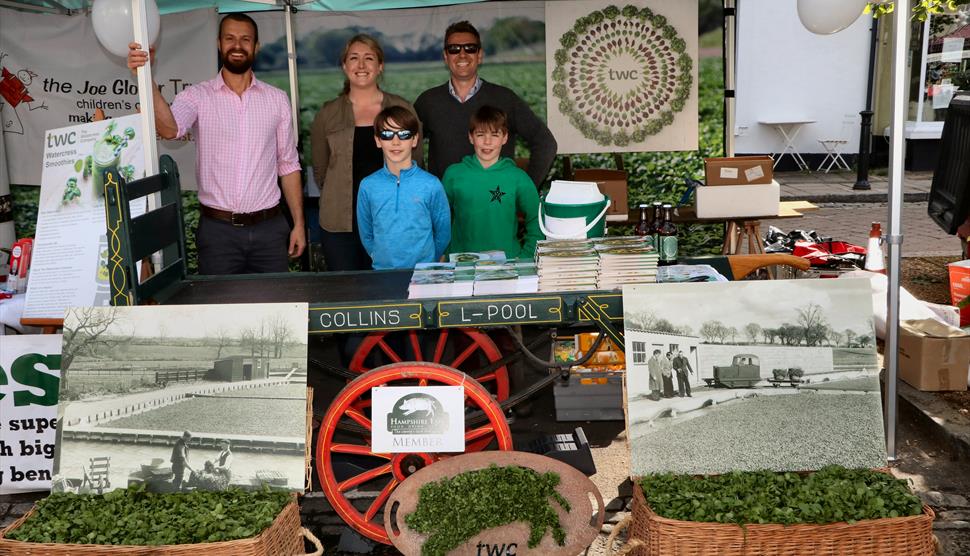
top-left (221, 49), bottom-right (254, 74)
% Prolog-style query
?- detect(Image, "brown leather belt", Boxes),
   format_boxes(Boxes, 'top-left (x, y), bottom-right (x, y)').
top-left (201, 204), bottom-right (280, 227)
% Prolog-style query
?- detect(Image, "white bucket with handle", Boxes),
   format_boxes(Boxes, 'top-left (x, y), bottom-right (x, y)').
top-left (538, 180), bottom-right (610, 240)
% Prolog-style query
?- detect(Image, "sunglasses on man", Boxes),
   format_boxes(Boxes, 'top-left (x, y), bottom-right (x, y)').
top-left (444, 43), bottom-right (481, 55)
top-left (377, 129), bottom-right (415, 141)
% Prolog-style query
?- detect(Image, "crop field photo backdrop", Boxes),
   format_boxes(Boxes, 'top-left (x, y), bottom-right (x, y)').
top-left (54, 303), bottom-right (309, 494)
top-left (622, 279), bottom-right (886, 476)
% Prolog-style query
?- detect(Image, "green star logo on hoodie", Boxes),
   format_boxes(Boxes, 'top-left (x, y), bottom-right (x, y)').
top-left (489, 185), bottom-right (506, 203)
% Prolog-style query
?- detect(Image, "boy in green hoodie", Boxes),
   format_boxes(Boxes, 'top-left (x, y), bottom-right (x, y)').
top-left (442, 106), bottom-right (544, 259)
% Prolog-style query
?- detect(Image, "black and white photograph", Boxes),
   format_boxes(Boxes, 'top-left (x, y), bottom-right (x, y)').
top-left (623, 279), bottom-right (886, 476)
top-left (53, 303), bottom-right (309, 494)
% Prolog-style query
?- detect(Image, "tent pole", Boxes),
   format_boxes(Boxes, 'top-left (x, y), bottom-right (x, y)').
top-left (885, 0), bottom-right (909, 462)
top-left (132, 0), bottom-right (158, 177)
top-left (284, 4), bottom-right (301, 146)
top-left (723, 0), bottom-right (736, 157)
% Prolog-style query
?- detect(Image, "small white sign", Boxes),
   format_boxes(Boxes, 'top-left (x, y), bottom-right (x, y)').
top-left (372, 386), bottom-right (465, 453)
top-left (719, 166), bottom-right (739, 179)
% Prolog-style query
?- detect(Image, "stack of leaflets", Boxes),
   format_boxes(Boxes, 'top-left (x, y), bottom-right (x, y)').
top-left (472, 259), bottom-right (539, 295)
top-left (409, 253), bottom-right (540, 298)
top-left (535, 239), bottom-right (599, 292)
top-left (408, 262), bottom-right (465, 299)
top-left (594, 236), bottom-right (659, 289)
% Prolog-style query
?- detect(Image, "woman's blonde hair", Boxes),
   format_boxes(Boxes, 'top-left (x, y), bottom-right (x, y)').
top-left (341, 34), bottom-right (384, 95)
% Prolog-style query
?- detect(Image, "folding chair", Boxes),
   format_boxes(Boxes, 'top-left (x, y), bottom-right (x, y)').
top-left (817, 139), bottom-right (851, 173)
top-left (86, 456), bottom-right (111, 494)
top-left (102, 155), bottom-right (187, 306)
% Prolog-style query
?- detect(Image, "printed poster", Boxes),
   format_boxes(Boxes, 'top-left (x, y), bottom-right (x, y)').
top-left (0, 8), bottom-right (216, 188)
top-left (545, 0), bottom-right (698, 153)
top-left (0, 334), bottom-right (62, 494)
top-left (54, 303), bottom-right (308, 493)
top-left (622, 279), bottom-right (886, 476)
top-left (23, 114), bottom-right (145, 320)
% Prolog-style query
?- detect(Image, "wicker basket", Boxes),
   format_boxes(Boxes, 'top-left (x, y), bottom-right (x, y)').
top-left (0, 496), bottom-right (305, 555)
top-left (619, 485), bottom-right (936, 556)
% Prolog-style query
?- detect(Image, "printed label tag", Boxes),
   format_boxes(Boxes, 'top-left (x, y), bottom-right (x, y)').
top-left (745, 165), bottom-right (766, 182)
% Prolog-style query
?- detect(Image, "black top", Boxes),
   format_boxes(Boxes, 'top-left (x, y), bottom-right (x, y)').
top-left (351, 125), bottom-right (384, 231)
top-left (413, 80), bottom-right (558, 186)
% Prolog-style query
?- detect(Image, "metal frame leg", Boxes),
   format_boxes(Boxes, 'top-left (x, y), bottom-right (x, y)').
top-left (773, 124), bottom-right (810, 171)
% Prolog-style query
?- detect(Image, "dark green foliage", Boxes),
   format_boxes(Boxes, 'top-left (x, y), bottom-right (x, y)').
top-left (640, 466), bottom-right (924, 526)
top-left (12, 185), bottom-right (39, 238)
top-left (405, 464), bottom-right (571, 556)
top-left (182, 190), bottom-right (200, 274)
top-left (6, 485), bottom-right (291, 546)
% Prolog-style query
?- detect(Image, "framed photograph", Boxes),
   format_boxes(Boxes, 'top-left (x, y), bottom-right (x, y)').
top-left (54, 303), bottom-right (309, 493)
top-left (623, 279), bottom-right (886, 476)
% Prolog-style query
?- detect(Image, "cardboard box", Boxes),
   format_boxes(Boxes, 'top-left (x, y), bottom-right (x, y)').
top-left (898, 319), bottom-right (970, 391)
top-left (573, 169), bottom-right (628, 219)
top-left (695, 180), bottom-right (781, 219)
top-left (704, 156), bottom-right (774, 186)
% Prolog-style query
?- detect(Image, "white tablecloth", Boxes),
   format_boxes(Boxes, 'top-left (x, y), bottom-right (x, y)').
top-left (0, 293), bottom-right (41, 335)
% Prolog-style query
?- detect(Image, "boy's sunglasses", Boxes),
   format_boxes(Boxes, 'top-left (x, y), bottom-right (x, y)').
top-left (377, 129), bottom-right (415, 141)
top-left (444, 43), bottom-right (481, 55)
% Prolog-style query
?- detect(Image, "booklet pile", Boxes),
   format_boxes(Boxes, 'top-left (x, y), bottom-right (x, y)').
top-left (408, 252), bottom-right (539, 299)
top-left (535, 236), bottom-right (658, 292)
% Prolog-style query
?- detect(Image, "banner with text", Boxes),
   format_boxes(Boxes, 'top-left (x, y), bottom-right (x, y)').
top-left (0, 8), bottom-right (217, 188)
top-left (545, 0), bottom-right (697, 153)
top-left (23, 114), bottom-right (146, 320)
top-left (0, 334), bottom-right (62, 494)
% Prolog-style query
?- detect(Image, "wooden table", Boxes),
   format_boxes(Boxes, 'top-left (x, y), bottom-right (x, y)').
top-left (619, 201), bottom-right (818, 256)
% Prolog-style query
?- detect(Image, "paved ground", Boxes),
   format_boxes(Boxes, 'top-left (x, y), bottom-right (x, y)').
top-left (768, 169), bottom-right (963, 259)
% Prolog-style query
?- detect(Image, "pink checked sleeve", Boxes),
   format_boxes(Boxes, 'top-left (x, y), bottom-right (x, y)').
top-left (276, 93), bottom-right (301, 176)
top-left (169, 84), bottom-right (201, 140)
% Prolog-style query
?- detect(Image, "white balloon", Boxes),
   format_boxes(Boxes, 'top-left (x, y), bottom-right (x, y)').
top-left (91, 0), bottom-right (161, 58)
top-left (796, 0), bottom-right (867, 35)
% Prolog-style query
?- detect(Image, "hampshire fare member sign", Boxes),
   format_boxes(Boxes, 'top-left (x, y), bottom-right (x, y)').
top-left (372, 386), bottom-right (465, 453)
top-left (0, 334), bottom-right (62, 494)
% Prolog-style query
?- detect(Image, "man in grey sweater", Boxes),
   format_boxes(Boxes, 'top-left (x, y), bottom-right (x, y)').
top-left (414, 21), bottom-right (557, 188)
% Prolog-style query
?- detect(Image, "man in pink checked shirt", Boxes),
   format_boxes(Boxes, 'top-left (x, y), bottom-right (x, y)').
top-left (127, 13), bottom-right (305, 274)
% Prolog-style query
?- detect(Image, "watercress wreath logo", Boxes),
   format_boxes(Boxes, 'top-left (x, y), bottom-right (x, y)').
top-left (552, 4), bottom-right (692, 147)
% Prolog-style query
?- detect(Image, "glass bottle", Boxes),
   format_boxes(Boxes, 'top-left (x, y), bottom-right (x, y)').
top-left (650, 201), bottom-right (663, 252)
top-left (658, 204), bottom-right (678, 266)
top-left (635, 204), bottom-right (654, 249)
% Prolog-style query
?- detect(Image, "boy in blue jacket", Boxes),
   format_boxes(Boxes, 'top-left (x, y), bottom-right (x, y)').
top-left (357, 106), bottom-right (451, 270)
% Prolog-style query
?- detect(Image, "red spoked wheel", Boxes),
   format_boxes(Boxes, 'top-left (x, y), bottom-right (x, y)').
top-left (348, 328), bottom-right (510, 402)
top-left (317, 362), bottom-right (513, 545)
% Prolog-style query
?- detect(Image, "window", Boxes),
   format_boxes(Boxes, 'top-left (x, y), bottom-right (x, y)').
top-left (632, 341), bottom-right (646, 364)
top-left (908, 10), bottom-right (970, 125)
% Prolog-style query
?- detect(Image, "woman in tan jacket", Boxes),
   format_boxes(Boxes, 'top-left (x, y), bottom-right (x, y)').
top-left (310, 34), bottom-right (422, 271)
